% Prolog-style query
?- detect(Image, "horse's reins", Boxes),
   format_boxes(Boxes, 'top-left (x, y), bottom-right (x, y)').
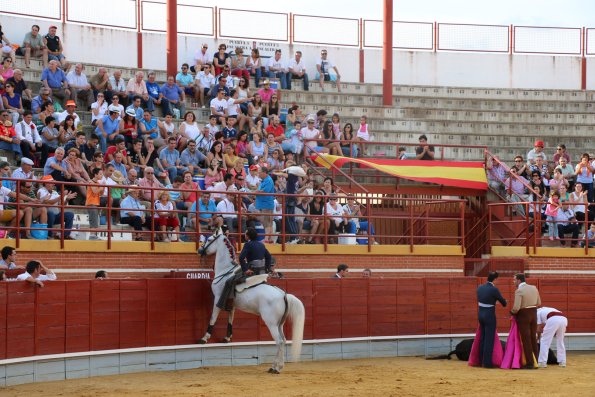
top-left (203, 233), bottom-right (240, 285)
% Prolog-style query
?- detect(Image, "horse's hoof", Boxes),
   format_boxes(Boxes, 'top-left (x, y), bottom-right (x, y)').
top-left (268, 368), bottom-right (280, 374)
top-left (222, 337), bottom-right (232, 343)
top-left (197, 339), bottom-right (207, 345)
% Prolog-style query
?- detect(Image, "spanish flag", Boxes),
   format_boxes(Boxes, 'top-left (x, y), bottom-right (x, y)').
top-left (313, 154), bottom-right (488, 190)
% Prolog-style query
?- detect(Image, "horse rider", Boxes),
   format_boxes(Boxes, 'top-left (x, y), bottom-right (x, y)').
top-left (217, 226), bottom-right (272, 311)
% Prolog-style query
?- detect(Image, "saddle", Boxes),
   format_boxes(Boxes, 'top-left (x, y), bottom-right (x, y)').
top-left (235, 274), bottom-right (269, 293)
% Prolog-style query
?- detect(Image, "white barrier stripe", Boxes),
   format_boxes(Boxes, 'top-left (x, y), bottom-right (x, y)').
top-left (52, 268), bottom-right (463, 274)
top-left (527, 270), bottom-right (595, 275)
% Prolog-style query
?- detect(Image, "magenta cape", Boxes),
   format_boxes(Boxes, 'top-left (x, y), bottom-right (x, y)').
top-left (468, 325), bottom-right (504, 367)
top-left (500, 316), bottom-right (523, 369)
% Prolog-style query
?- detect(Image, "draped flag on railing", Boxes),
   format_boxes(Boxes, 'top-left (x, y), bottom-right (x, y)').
top-left (313, 154), bottom-right (488, 190)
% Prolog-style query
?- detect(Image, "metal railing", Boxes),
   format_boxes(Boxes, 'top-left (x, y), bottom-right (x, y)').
top-left (0, 176), bottom-right (467, 253)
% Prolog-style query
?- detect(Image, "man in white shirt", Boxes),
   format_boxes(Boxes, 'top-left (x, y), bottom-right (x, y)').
top-left (210, 88), bottom-right (229, 125)
top-left (195, 64), bottom-right (215, 108)
top-left (108, 70), bottom-right (128, 106)
top-left (191, 43), bottom-right (211, 73)
top-left (211, 173), bottom-right (237, 202)
top-left (66, 63), bottom-right (94, 109)
top-left (316, 49), bottom-right (342, 92)
top-left (266, 49), bottom-right (287, 89)
top-left (57, 100), bottom-right (81, 129)
top-left (300, 117), bottom-right (329, 155)
top-left (16, 260), bottom-right (57, 287)
top-left (286, 50), bottom-right (309, 91)
top-left (216, 194), bottom-right (237, 233)
top-left (15, 111), bottom-right (46, 162)
top-left (537, 307), bottom-right (568, 368)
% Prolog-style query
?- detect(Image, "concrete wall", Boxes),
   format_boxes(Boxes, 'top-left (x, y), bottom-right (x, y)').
top-left (1, 14), bottom-right (591, 89)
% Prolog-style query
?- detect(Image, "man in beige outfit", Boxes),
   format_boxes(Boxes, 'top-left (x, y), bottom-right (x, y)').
top-left (511, 273), bottom-right (541, 369)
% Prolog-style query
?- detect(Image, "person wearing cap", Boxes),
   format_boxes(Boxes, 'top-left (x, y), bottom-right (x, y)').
top-left (300, 116), bottom-right (329, 156)
top-left (37, 174), bottom-right (76, 239)
top-left (57, 99), bottom-right (81, 130)
top-left (161, 76), bottom-right (185, 118)
top-left (95, 105), bottom-right (124, 153)
top-left (257, 79), bottom-right (276, 104)
top-left (246, 164), bottom-right (261, 191)
top-left (265, 49), bottom-right (287, 90)
top-left (42, 25), bottom-right (68, 70)
top-left (527, 140), bottom-right (547, 166)
top-left (191, 43), bottom-right (210, 74)
top-left (316, 49), bottom-right (341, 92)
top-left (66, 63), bottom-right (94, 109)
top-left (41, 60), bottom-right (72, 102)
top-left (119, 186), bottom-right (149, 241)
top-left (10, 156), bottom-right (36, 190)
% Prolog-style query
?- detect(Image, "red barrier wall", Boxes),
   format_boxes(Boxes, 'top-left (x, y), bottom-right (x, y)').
top-left (1, 278), bottom-right (595, 360)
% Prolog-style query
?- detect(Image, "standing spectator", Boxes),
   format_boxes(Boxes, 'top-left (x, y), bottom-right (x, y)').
top-left (66, 63), bottom-right (94, 109)
top-left (355, 115), bottom-right (371, 157)
top-left (246, 48), bottom-right (263, 87)
top-left (415, 134), bottom-right (435, 160)
top-left (161, 76), bottom-right (185, 118)
top-left (16, 260), bottom-right (56, 287)
top-left (109, 70), bottom-right (128, 107)
top-left (16, 24), bottom-right (44, 69)
top-left (15, 110), bottom-right (46, 162)
top-left (213, 44), bottom-right (231, 76)
top-left (575, 153), bottom-right (593, 202)
top-left (126, 71), bottom-right (150, 110)
top-left (286, 50), bottom-right (309, 91)
top-left (41, 60), bottom-right (72, 102)
top-left (256, 167), bottom-right (275, 243)
top-left (7, 69), bottom-right (33, 111)
top-left (120, 187), bottom-right (148, 241)
top-left (191, 43), bottom-right (210, 73)
top-left (86, 167), bottom-right (103, 240)
top-left (42, 26), bottom-right (68, 70)
top-left (89, 67), bottom-right (111, 102)
top-left (146, 71), bottom-right (170, 116)
top-left (195, 64), bottom-right (215, 109)
top-left (332, 264), bottom-right (349, 278)
top-left (266, 49), bottom-right (287, 89)
top-left (316, 49), bottom-right (341, 92)
top-left (176, 63), bottom-right (197, 104)
top-left (231, 47), bottom-right (250, 83)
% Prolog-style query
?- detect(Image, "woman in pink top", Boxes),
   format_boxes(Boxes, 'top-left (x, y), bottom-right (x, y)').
top-left (180, 171), bottom-right (199, 209)
top-left (355, 115), bottom-right (370, 157)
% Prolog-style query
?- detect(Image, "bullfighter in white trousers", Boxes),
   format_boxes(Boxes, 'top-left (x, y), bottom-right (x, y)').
top-left (537, 306), bottom-right (568, 368)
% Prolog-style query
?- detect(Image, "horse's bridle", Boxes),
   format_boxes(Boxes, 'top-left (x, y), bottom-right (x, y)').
top-left (198, 233), bottom-right (222, 257)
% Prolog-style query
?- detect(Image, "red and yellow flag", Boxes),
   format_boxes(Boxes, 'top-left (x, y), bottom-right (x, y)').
top-left (313, 154), bottom-right (487, 190)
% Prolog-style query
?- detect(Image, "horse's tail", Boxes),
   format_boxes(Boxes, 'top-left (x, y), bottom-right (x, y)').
top-left (287, 294), bottom-right (305, 362)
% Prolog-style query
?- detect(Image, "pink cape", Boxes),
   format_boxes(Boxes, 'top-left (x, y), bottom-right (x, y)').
top-left (500, 316), bottom-right (523, 369)
top-left (468, 325), bottom-right (504, 367)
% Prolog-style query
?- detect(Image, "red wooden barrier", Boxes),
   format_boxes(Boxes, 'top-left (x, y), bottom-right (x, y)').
top-left (1, 278), bottom-right (595, 361)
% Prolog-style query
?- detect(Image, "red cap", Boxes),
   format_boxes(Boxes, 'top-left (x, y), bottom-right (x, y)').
top-left (534, 140), bottom-right (544, 148)
top-left (49, 25), bottom-right (58, 30)
top-left (249, 165), bottom-right (259, 171)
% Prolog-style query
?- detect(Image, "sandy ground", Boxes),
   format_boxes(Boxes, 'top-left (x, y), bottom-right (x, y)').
top-left (3, 353), bottom-right (595, 397)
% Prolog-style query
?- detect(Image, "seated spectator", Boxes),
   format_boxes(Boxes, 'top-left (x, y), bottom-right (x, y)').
top-left (41, 60), bottom-right (72, 102)
top-left (65, 147), bottom-right (90, 198)
top-left (487, 156), bottom-right (508, 196)
top-left (180, 140), bottom-right (206, 175)
top-left (0, 246), bottom-right (22, 270)
top-left (527, 140), bottom-right (547, 166)
top-left (42, 26), bottom-right (68, 69)
top-left (2, 81), bottom-right (23, 126)
top-left (15, 110), bottom-right (47, 163)
top-left (15, 24), bottom-right (43, 69)
top-left (159, 137), bottom-right (185, 180)
top-left (223, 143), bottom-right (240, 169)
top-left (109, 70), bottom-right (128, 107)
top-left (257, 79), bottom-right (276, 104)
top-left (0, 180), bottom-right (34, 237)
top-left (529, 154), bottom-right (550, 184)
top-left (127, 138), bottom-right (145, 175)
top-left (16, 260), bottom-right (56, 287)
top-left (179, 171), bottom-right (198, 210)
top-left (176, 63), bottom-right (197, 103)
top-left (306, 191), bottom-right (328, 244)
top-left (161, 113), bottom-right (180, 143)
top-left (0, 56), bottom-right (14, 82)
top-left (31, 88), bottom-right (52, 119)
top-left (504, 168), bottom-right (530, 216)
top-left (316, 49), bottom-right (341, 92)
top-left (37, 100), bottom-right (58, 128)
top-left (77, 132), bottom-right (98, 168)
top-left (89, 67), bottom-right (111, 102)
top-left (59, 114), bottom-right (77, 145)
top-left (553, 144), bottom-right (571, 165)
top-left (126, 71), bottom-right (150, 111)
top-left (246, 48), bottom-right (263, 87)
top-left (211, 173), bottom-right (237, 203)
top-left (120, 186), bottom-right (148, 241)
top-left (36, 175), bottom-right (76, 239)
top-left (191, 43), bottom-right (210, 74)
top-left (39, 115), bottom-right (60, 158)
top-left (188, 192), bottom-right (219, 234)
top-left (415, 134), bottom-right (435, 160)
top-left (512, 155), bottom-right (530, 179)
top-left (0, 112), bottom-right (22, 158)
top-left (126, 169), bottom-right (139, 186)
top-left (139, 109), bottom-right (166, 147)
top-left (11, 157), bottom-right (36, 189)
top-left (109, 151), bottom-right (128, 179)
top-left (300, 117), bottom-right (329, 156)
top-left (90, 92), bottom-right (108, 126)
top-left (66, 63), bottom-right (94, 109)
top-left (286, 50), bottom-right (309, 91)
top-left (138, 167), bottom-right (165, 202)
top-left (549, 168), bottom-right (569, 193)
top-left (120, 108), bottom-right (139, 147)
top-left (161, 76), bottom-right (185, 118)
top-left (146, 70), bottom-right (170, 116)
top-left (555, 157), bottom-right (575, 187)
top-left (95, 105), bottom-right (123, 153)
top-left (579, 223), bottom-right (595, 248)
top-left (340, 122), bottom-right (357, 157)
top-left (267, 115), bottom-right (295, 154)
top-left (178, 111), bottom-right (200, 148)
top-left (556, 204), bottom-right (579, 247)
top-left (143, 138), bottom-right (168, 180)
top-left (213, 44), bottom-right (231, 76)
top-left (44, 147), bottom-right (73, 185)
top-left (229, 158), bottom-right (246, 181)
top-left (195, 63), bottom-right (215, 108)
top-left (326, 193), bottom-right (348, 237)
top-left (246, 164), bottom-right (261, 191)
top-left (217, 193), bottom-right (238, 233)
top-left (210, 87), bottom-right (229, 125)
top-left (209, 71), bottom-right (232, 100)
top-left (7, 69), bottom-right (33, 111)
top-left (222, 116), bottom-right (238, 143)
top-left (266, 49), bottom-right (287, 90)
top-left (569, 183), bottom-right (593, 224)
top-left (9, 180), bottom-right (48, 234)
top-left (154, 190), bottom-right (180, 242)
top-left (231, 47), bottom-right (250, 83)
top-left (320, 120), bottom-right (342, 156)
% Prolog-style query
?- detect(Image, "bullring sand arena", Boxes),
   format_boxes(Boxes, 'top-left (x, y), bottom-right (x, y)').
top-left (3, 354), bottom-right (595, 397)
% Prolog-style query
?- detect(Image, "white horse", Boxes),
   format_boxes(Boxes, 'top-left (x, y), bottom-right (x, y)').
top-left (197, 228), bottom-right (305, 373)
